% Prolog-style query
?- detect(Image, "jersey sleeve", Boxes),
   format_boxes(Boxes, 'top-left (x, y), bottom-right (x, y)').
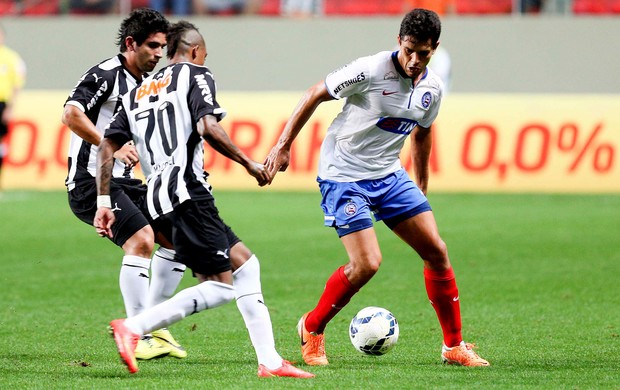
top-left (324, 56), bottom-right (371, 99)
top-left (103, 102), bottom-right (132, 145)
top-left (64, 64), bottom-right (113, 114)
top-left (187, 66), bottom-right (227, 122)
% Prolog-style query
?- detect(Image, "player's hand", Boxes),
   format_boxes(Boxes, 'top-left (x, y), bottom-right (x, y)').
top-left (94, 207), bottom-right (116, 238)
top-left (113, 141), bottom-right (139, 168)
top-left (245, 160), bottom-right (271, 187)
top-left (264, 146), bottom-right (291, 184)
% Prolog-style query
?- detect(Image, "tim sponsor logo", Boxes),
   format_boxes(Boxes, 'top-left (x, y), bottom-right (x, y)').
top-left (376, 117), bottom-right (418, 135)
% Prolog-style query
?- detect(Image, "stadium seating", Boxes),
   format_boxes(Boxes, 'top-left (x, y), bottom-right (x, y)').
top-left (258, 0), bottom-right (280, 16)
top-left (573, 0), bottom-right (607, 13)
top-left (2, 0), bottom-right (620, 16)
top-left (454, 0), bottom-right (512, 14)
top-left (322, 0), bottom-right (512, 16)
top-left (132, 0), bottom-right (150, 8)
top-left (324, 0), bottom-right (404, 16)
top-left (0, 0), bottom-right (16, 15)
top-left (403, 0), bottom-right (453, 15)
top-left (573, 0), bottom-right (620, 13)
top-left (0, 0), bottom-right (59, 15)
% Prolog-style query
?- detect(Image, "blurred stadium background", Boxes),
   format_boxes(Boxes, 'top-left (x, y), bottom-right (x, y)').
top-left (1, 0), bottom-right (618, 193)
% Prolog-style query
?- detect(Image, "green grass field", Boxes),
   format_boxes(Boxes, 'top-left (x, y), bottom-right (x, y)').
top-left (1, 190), bottom-right (619, 389)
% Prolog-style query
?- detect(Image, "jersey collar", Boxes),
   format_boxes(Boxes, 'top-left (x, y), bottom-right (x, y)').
top-left (118, 53), bottom-right (145, 82)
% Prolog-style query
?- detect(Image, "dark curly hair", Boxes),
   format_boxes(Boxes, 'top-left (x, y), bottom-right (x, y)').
top-left (116, 8), bottom-right (169, 52)
top-left (166, 20), bottom-right (200, 59)
top-left (399, 9), bottom-right (441, 47)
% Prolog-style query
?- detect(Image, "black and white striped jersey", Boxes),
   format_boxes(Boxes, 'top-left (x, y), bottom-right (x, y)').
top-left (64, 54), bottom-right (141, 190)
top-left (104, 62), bottom-right (226, 220)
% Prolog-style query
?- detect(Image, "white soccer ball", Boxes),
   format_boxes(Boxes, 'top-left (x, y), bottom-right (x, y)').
top-left (349, 306), bottom-right (399, 356)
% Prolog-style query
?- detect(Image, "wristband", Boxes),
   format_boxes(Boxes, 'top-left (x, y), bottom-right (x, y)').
top-left (97, 195), bottom-right (112, 208)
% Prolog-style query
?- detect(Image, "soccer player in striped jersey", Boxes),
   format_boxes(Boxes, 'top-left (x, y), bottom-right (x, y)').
top-left (265, 9), bottom-right (490, 367)
top-left (61, 8), bottom-right (186, 360)
top-left (95, 21), bottom-right (313, 378)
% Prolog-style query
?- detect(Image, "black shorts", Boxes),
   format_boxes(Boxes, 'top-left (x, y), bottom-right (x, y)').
top-left (0, 102), bottom-right (7, 138)
top-left (155, 197), bottom-right (238, 276)
top-left (68, 177), bottom-right (150, 247)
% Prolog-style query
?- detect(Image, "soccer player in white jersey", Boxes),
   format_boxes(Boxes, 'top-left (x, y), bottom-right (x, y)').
top-left (265, 9), bottom-right (490, 367)
top-left (94, 21), bottom-right (314, 378)
top-left (61, 8), bottom-right (187, 360)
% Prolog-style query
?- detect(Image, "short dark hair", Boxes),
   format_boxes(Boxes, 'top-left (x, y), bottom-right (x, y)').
top-left (399, 9), bottom-right (441, 47)
top-left (116, 8), bottom-right (169, 52)
top-left (166, 20), bottom-right (199, 59)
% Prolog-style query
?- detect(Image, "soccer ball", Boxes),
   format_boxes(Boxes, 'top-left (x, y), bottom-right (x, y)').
top-left (349, 306), bottom-right (399, 356)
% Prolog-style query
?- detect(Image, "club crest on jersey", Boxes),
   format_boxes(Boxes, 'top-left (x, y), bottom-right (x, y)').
top-left (136, 72), bottom-right (172, 101)
top-left (421, 91), bottom-right (432, 109)
top-left (344, 201), bottom-right (357, 216)
top-left (376, 117), bottom-right (418, 136)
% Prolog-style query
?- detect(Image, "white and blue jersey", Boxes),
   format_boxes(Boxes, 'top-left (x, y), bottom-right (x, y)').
top-left (318, 51), bottom-right (442, 235)
top-left (320, 50), bottom-right (443, 182)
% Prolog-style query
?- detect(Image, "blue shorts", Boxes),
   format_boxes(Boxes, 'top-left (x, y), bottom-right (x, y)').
top-left (318, 168), bottom-right (431, 237)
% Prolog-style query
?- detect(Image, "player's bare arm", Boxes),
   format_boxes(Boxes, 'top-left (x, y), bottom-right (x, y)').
top-left (62, 105), bottom-right (103, 146)
top-left (62, 105), bottom-right (139, 167)
top-left (93, 137), bottom-right (123, 238)
top-left (198, 114), bottom-right (270, 186)
top-left (265, 81), bottom-right (334, 182)
top-left (411, 125), bottom-right (432, 195)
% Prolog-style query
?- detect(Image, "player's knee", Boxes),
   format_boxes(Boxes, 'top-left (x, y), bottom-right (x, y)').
top-left (123, 226), bottom-right (155, 257)
top-left (233, 254), bottom-right (261, 297)
top-left (230, 242), bottom-right (252, 271)
top-left (215, 282), bottom-right (236, 306)
top-left (366, 255), bottom-right (382, 275)
top-left (424, 238), bottom-right (449, 266)
top-left (350, 253), bottom-right (382, 281)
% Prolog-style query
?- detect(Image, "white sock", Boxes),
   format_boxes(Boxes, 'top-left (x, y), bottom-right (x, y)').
top-left (125, 280), bottom-right (235, 336)
top-left (234, 255), bottom-right (283, 369)
top-left (148, 247), bottom-right (186, 308)
top-left (119, 255), bottom-right (150, 318)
